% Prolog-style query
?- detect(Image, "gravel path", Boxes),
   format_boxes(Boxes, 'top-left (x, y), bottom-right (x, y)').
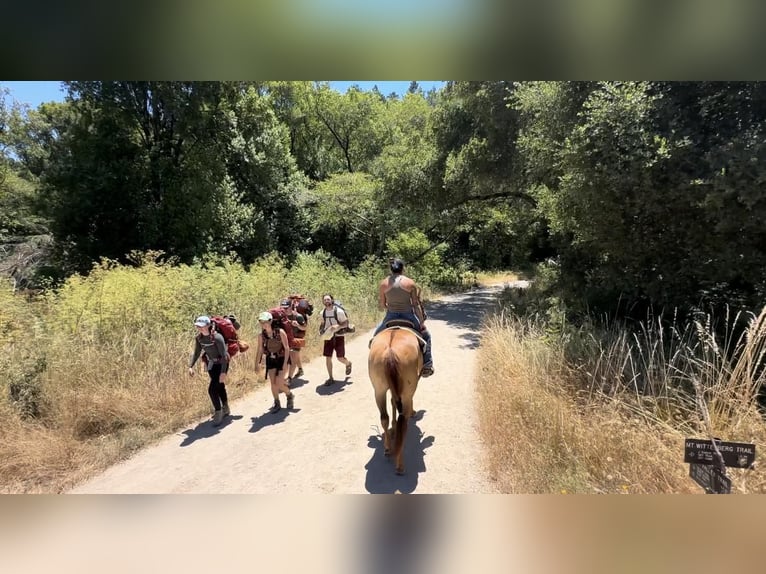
top-left (69, 287), bottom-right (506, 494)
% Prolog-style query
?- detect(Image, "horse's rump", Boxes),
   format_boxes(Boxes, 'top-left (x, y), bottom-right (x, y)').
top-left (370, 329), bottom-right (422, 401)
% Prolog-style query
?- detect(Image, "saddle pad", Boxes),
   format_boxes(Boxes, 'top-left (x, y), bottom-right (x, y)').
top-left (382, 325), bottom-right (427, 348)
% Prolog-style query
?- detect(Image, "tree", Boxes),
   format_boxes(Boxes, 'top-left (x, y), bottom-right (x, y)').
top-left (515, 81), bottom-right (766, 316)
top-left (310, 83), bottom-right (389, 174)
top-left (307, 172), bottom-right (391, 265)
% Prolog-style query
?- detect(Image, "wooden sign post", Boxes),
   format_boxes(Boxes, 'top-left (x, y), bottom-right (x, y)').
top-left (684, 438), bottom-right (755, 494)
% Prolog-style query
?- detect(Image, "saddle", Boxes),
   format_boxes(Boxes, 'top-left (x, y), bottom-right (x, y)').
top-left (374, 320), bottom-right (428, 348)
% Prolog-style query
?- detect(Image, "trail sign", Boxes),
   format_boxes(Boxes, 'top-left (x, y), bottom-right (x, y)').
top-left (683, 438), bottom-right (755, 469)
top-left (689, 463), bottom-right (731, 494)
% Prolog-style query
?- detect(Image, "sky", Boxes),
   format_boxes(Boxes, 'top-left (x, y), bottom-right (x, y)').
top-left (0, 81), bottom-right (445, 109)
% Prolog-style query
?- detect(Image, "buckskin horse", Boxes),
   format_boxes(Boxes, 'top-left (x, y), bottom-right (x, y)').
top-left (368, 322), bottom-right (424, 475)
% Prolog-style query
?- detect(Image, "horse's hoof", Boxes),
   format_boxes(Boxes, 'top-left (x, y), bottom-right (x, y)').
top-left (395, 468), bottom-right (405, 475)
top-left (384, 449), bottom-right (391, 457)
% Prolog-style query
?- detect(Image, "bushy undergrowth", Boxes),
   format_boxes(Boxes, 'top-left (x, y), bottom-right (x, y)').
top-left (479, 289), bottom-right (766, 494)
top-left (0, 250), bottom-right (387, 493)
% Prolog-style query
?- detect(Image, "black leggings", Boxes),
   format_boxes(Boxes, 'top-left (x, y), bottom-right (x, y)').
top-left (207, 363), bottom-right (228, 411)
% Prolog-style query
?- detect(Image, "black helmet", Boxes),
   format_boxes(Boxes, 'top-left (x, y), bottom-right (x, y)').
top-left (390, 258), bottom-right (404, 273)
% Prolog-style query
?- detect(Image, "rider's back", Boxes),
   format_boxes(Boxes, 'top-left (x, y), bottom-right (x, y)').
top-left (385, 275), bottom-right (413, 312)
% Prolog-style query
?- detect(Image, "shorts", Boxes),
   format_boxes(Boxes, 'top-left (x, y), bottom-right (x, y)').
top-left (322, 336), bottom-right (346, 358)
top-left (265, 354), bottom-right (285, 374)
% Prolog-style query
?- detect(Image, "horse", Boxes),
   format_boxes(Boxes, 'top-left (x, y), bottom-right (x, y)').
top-left (368, 322), bottom-right (424, 475)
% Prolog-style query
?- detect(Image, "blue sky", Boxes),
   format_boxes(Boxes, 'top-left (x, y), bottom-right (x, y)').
top-left (1, 81), bottom-right (445, 109)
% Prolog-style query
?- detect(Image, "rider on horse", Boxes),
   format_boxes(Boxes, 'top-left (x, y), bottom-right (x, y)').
top-left (372, 258), bottom-right (434, 377)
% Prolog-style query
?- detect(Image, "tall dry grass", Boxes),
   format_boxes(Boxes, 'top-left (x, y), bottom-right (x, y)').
top-left (478, 306), bottom-right (766, 494)
top-left (0, 250), bottom-right (384, 493)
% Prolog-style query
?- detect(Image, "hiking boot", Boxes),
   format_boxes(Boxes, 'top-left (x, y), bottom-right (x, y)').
top-left (286, 393), bottom-right (295, 410)
top-left (212, 409), bottom-right (224, 426)
top-left (222, 402), bottom-right (230, 417)
top-left (296, 368), bottom-right (304, 378)
top-left (269, 400), bottom-right (281, 413)
top-left (420, 365), bottom-right (435, 378)
top-left (345, 362), bottom-right (353, 376)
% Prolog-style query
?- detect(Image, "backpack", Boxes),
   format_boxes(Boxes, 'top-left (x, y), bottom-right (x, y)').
top-left (326, 301), bottom-right (356, 335)
top-left (289, 294), bottom-right (314, 317)
top-left (268, 307), bottom-right (296, 349)
top-left (261, 329), bottom-right (286, 357)
top-left (210, 315), bottom-right (241, 358)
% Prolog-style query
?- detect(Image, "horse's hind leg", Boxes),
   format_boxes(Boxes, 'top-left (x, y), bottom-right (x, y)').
top-left (390, 394), bottom-right (399, 443)
top-left (393, 396), bottom-right (408, 475)
top-left (375, 389), bottom-right (391, 456)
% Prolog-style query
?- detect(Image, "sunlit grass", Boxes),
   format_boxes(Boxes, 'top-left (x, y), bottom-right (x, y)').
top-left (0, 250), bottom-right (383, 493)
top-left (475, 270), bottom-right (526, 286)
top-left (478, 305), bottom-right (766, 494)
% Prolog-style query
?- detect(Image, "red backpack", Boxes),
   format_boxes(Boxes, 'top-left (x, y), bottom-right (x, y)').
top-left (268, 307), bottom-right (296, 349)
top-left (211, 315), bottom-right (240, 358)
top-left (289, 294), bottom-right (314, 317)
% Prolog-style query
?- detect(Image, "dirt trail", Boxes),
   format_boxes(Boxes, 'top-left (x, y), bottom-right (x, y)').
top-left (69, 287), bottom-right (509, 494)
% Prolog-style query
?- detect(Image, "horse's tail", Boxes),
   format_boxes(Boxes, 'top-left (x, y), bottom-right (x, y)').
top-left (384, 348), bottom-right (403, 413)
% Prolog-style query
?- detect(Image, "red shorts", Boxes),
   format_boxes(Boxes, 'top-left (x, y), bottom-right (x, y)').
top-left (322, 336), bottom-right (346, 358)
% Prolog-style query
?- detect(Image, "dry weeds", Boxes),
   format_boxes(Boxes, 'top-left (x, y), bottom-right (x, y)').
top-left (477, 309), bottom-right (766, 494)
top-left (0, 254), bottom-right (381, 493)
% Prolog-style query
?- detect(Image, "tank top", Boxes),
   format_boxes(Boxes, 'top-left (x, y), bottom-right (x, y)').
top-left (386, 275), bottom-right (413, 312)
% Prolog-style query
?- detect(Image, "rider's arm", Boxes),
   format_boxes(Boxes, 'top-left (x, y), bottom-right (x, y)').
top-left (411, 283), bottom-right (426, 324)
top-left (378, 280), bottom-right (387, 311)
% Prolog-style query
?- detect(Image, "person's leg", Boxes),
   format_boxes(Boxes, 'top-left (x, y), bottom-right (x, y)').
top-left (219, 363), bottom-right (230, 416)
top-left (335, 336), bottom-right (352, 375)
top-left (275, 363), bottom-right (294, 409)
top-left (420, 329), bottom-right (434, 376)
top-left (370, 313), bottom-right (394, 346)
top-left (288, 350), bottom-right (298, 378)
top-left (267, 365), bottom-right (281, 412)
top-left (402, 313), bottom-right (433, 375)
top-left (372, 313), bottom-right (393, 336)
top-left (295, 348), bottom-right (304, 377)
top-left (208, 364), bottom-right (224, 425)
top-left (323, 340), bottom-right (334, 383)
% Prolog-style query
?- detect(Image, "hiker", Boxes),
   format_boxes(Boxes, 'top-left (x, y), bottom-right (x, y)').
top-left (319, 293), bottom-right (353, 385)
top-left (372, 258), bottom-right (434, 377)
top-left (188, 315), bottom-right (230, 426)
top-left (210, 314), bottom-right (241, 385)
top-left (254, 311), bottom-right (295, 413)
top-left (281, 298), bottom-right (307, 381)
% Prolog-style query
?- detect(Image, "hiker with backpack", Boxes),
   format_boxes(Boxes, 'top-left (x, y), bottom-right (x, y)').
top-left (281, 298), bottom-right (308, 381)
top-left (319, 293), bottom-right (353, 385)
top-left (188, 315), bottom-right (231, 426)
top-left (254, 311), bottom-right (295, 413)
top-left (209, 314), bottom-right (245, 384)
top-left (372, 258), bottom-right (434, 377)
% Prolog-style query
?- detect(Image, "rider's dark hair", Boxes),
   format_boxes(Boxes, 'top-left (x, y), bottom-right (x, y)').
top-left (390, 258), bottom-right (404, 273)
